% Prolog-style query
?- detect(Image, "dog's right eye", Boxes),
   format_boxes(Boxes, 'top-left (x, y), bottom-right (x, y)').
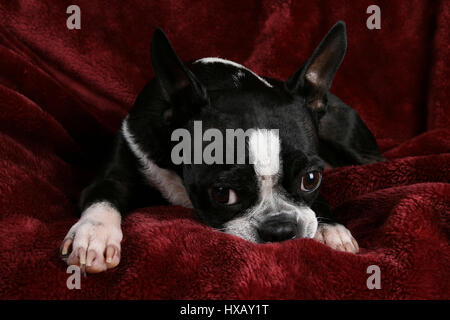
top-left (209, 187), bottom-right (239, 205)
top-left (300, 170), bottom-right (322, 192)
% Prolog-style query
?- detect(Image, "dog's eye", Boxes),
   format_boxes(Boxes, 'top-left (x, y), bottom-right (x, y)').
top-left (300, 171), bottom-right (322, 192)
top-left (210, 187), bottom-right (239, 205)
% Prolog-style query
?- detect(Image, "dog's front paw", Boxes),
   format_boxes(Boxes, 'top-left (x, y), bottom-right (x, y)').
top-left (314, 223), bottom-right (359, 253)
top-left (60, 202), bottom-right (123, 273)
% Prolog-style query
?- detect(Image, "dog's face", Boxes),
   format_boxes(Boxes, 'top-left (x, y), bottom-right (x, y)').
top-left (182, 84), bottom-right (323, 242)
top-left (148, 22), bottom-right (347, 243)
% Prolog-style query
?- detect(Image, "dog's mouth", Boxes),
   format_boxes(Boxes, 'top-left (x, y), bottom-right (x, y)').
top-left (221, 213), bottom-right (318, 244)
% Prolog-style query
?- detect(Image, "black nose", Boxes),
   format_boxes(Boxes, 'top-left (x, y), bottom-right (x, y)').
top-left (257, 215), bottom-right (298, 243)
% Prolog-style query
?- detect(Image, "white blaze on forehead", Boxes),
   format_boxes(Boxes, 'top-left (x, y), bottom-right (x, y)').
top-left (249, 129), bottom-right (280, 177)
top-left (194, 57), bottom-right (273, 88)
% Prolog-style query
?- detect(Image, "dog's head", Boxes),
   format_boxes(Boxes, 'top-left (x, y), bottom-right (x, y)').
top-left (143, 22), bottom-right (349, 242)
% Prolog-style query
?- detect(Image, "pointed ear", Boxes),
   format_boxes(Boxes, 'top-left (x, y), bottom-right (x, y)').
top-left (285, 21), bottom-right (347, 113)
top-left (150, 28), bottom-right (207, 109)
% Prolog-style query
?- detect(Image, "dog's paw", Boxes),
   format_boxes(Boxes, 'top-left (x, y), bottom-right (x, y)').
top-left (314, 223), bottom-right (359, 253)
top-left (60, 202), bottom-right (123, 273)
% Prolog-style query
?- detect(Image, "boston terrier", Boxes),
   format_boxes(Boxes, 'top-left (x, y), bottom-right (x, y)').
top-left (60, 21), bottom-right (384, 273)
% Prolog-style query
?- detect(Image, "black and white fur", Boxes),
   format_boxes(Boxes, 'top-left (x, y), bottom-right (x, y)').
top-left (61, 22), bottom-right (383, 273)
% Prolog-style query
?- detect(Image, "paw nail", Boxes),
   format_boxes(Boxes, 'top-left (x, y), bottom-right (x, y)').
top-left (86, 250), bottom-right (96, 267)
top-left (79, 248), bottom-right (86, 265)
top-left (60, 239), bottom-right (72, 256)
top-left (106, 246), bottom-right (115, 264)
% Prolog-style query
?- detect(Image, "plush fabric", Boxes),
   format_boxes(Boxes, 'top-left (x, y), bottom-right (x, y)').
top-left (0, 0), bottom-right (448, 299)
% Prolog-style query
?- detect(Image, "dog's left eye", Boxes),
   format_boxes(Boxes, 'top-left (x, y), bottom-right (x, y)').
top-left (209, 187), bottom-right (239, 205)
top-left (300, 170), bottom-right (322, 192)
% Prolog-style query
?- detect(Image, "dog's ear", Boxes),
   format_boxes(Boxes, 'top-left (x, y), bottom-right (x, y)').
top-left (151, 28), bottom-right (208, 122)
top-left (286, 22), bottom-right (384, 166)
top-left (285, 21), bottom-right (346, 114)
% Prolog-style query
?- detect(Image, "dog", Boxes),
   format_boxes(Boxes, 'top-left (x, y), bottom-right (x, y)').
top-left (60, 21), bottom-right (384, 273)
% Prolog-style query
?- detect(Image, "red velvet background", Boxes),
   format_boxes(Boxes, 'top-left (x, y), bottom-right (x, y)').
top-left (0, 0), bottom-right (449, 299)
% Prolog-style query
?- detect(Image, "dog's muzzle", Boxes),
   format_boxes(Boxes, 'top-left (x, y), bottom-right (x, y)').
top-left (257, 213), bottom-right (298, 242)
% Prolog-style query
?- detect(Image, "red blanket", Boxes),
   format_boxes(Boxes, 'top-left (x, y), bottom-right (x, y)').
top-left (0, 0), bottom-right (449, 299)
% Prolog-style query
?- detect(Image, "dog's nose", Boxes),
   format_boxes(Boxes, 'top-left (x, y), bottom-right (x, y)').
top-left (257, 215), bottom-right (297, 242)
